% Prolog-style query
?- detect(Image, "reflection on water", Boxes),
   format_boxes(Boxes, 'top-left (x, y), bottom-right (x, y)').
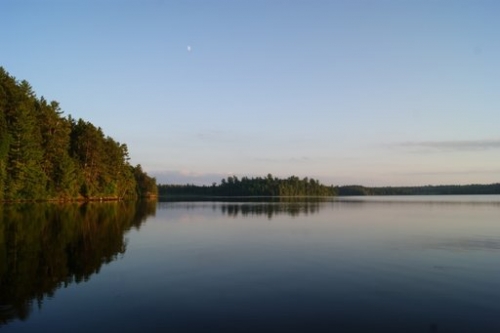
top-left (2, 196), bottom-right (500, 332)
top-left (150, 197), bottom-right (500, 332)
top-left (0, 201), bottom-right (156, 326)
top-left (220, 202), bottom-right (320, 218)
top-left (158, 197), bottom-right (326, 219)
top-left (158, 195), bottom-right (500, 219)
top-left (339, 194), bottom-right (500, 206)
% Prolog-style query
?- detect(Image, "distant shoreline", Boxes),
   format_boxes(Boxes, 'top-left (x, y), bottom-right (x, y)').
top-left (158, 181), bottom-right (500, 198)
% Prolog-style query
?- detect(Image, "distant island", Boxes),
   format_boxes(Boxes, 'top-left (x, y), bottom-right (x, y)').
top-left (158, 175), bottom-right (500, 197)
top-left (0, 67), bottom-right (157, 202)
top-left (159, 175), bottom-right (335, 197)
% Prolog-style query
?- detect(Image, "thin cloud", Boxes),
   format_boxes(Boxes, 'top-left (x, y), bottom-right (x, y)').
top-left (391, 169), bottom-right (500, 176)
top-left (196, 129), bottom-right (228, 141)
top-left (397, 139), bottom-right (500, 152)
top-left (254, 156), bottom-right (310, 163)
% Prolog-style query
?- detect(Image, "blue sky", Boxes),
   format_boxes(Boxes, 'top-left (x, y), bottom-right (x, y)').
top-left (2, 0), bottom-right (499, 186)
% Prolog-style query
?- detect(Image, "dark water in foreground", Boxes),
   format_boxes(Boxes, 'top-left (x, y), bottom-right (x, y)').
top-left (1, 196), bottom-right (500, 332)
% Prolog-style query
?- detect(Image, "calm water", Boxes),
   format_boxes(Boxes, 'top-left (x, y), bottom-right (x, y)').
top-left (1, 196), bottom-right (500, 332)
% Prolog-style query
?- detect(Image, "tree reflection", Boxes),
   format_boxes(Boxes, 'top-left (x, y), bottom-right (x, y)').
top-left (220, 199), bottom-right (323, 219)
top-left (0, 200), bottom-right (156, 326)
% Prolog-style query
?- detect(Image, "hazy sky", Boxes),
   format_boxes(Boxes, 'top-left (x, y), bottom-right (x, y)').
top-left (2, 0), bottom-right (499, 186)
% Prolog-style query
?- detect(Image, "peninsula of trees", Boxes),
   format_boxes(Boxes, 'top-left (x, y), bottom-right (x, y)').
top-left (0, 67), bottom-right (157, 201)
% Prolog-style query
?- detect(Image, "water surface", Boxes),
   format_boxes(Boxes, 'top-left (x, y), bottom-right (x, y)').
top-left (1, 196), bottom-right (500, 332)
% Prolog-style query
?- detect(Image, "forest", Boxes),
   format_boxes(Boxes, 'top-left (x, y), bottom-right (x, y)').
top-left (160, 176), bottom-right (500, 198)
top-left (159, 174), bottom-right (337, 197)
top-left (337, 184), bottom-right (500, 196)
top-left (0, 67), bottom-right (157, 201)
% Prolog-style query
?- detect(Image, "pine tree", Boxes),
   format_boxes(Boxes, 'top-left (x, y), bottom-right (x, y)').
top-left (4, 81), bottom-right (47, 200)
top-left (0, 67), bottom-right (156, 201)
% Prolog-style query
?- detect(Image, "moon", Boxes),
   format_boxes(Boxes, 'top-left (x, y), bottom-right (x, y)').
top-left (187, 45), bottom-right (192, 52)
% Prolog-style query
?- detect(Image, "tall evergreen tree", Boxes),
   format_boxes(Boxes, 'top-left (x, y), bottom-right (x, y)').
top-left (35, 99), bottom-right (78, 197)
top-left (4, 81), bottom-right (47, 199)
top-left (0, 95), bottom-right (9, 201)
top-left (0, 67), bottom-right (156, 201)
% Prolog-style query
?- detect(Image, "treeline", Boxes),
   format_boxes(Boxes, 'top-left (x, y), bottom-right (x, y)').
top-left (337, 184), bottom-right (500, 196)
top-left (159, 174), bottom-right (336, 197)
top-left (160, 176), bottom-right (500, 198)
top-left (0, 67), bottom-right (157, 201)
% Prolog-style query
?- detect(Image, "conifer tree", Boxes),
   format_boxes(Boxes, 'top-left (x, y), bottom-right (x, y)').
top-left (4, 81), bottom-right (47, 199)
top-left (0, 67), bottom-right (157, 201)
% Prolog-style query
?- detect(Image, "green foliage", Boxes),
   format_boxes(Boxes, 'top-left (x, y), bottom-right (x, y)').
top-left (158, 174), bottom-right (337, 197)
top-left (160, 178), bottom-right (500, 198)
top-left (337, 184), bottom-right (500, 196)
top-left (0, 98), bottom-right (9, 201)
top-left (0, 67), bottom-right (156, 201)
top-left (133, 164), bottom-right (158, 198)
top-left (3, 79), bottom-right (47, 199)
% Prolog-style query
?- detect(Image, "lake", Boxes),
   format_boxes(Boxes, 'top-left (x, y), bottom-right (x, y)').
top-left (1, 196), bottom-right (500, 332)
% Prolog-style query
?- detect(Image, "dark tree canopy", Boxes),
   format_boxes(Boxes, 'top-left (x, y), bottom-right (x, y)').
top-left (337, 184), bottom-right (500, 196)
top-left (0, 67), bottom-right (157, 201)
top-left (160, 178), bottom-right (500, 198)
top-left (158, 174), bottom-right (337, 197)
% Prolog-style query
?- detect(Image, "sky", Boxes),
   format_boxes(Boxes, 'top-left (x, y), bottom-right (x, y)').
top-left (1, 0), bottom-right (499, 186)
